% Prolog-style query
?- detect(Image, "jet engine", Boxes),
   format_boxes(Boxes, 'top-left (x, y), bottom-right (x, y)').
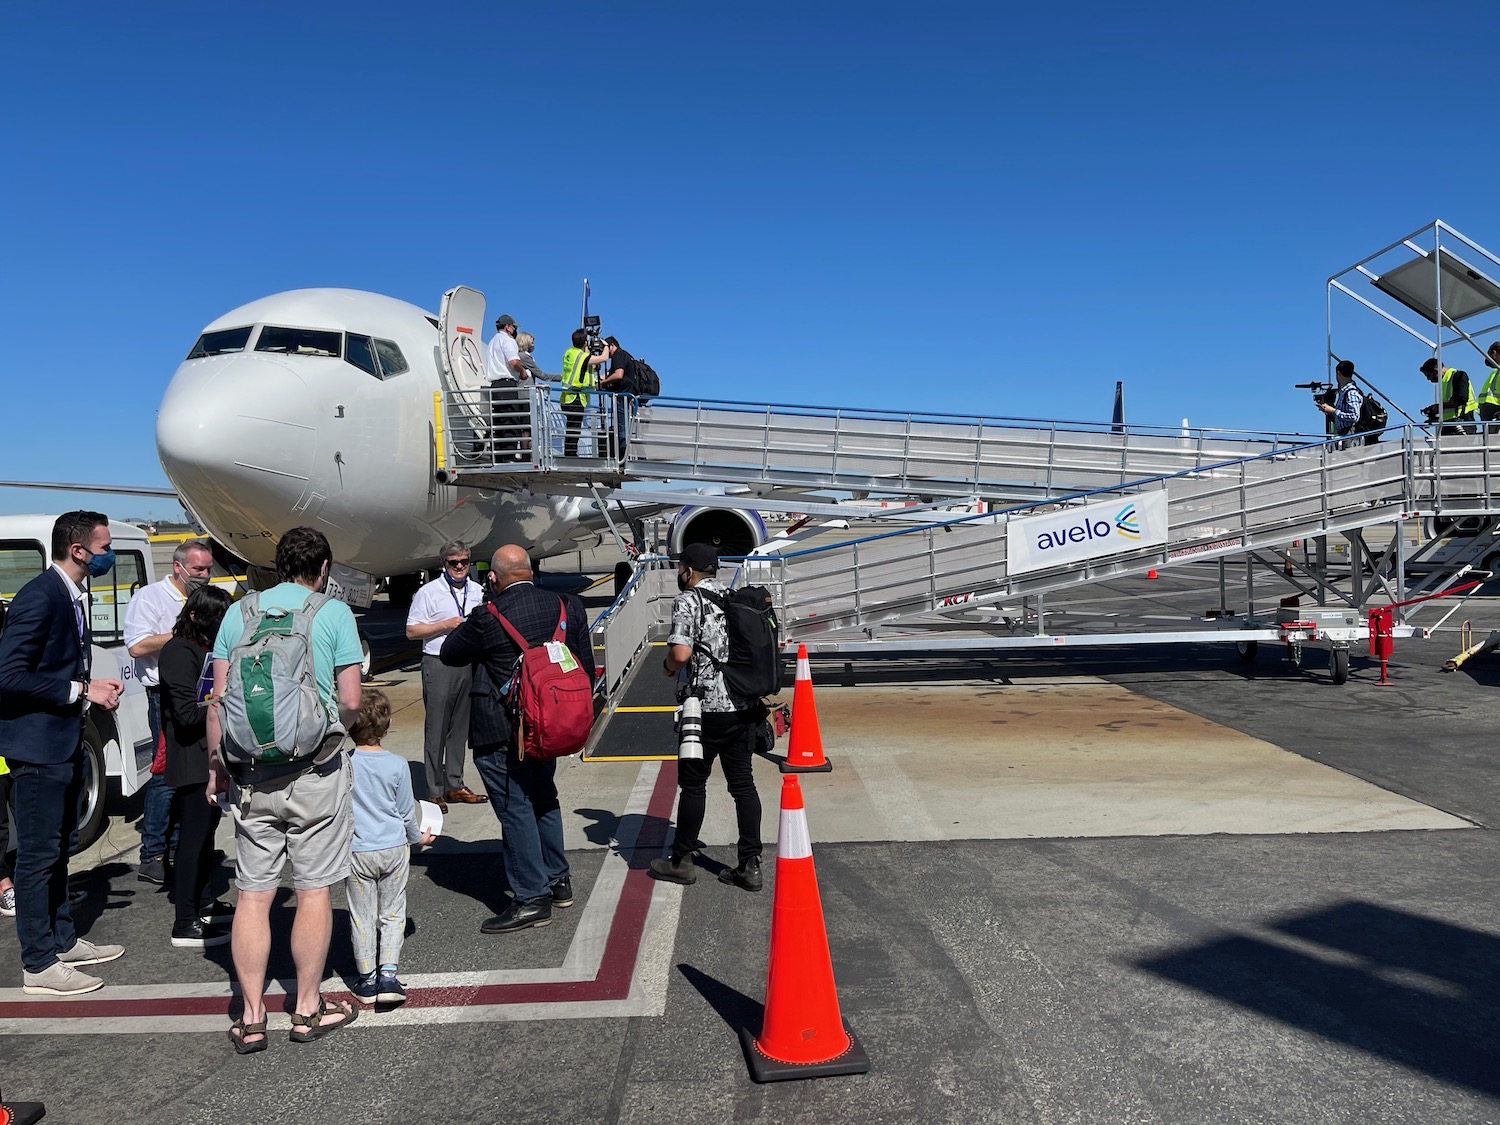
top-left (667, 504), bottom-right (768, 559)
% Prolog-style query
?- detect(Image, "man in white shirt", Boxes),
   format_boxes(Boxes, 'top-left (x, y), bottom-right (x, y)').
top-left (122, 538), bottom-right (213, 884)
top-left (486, 314), bottom-right (530, 459)
top-left (405, 541), bottom-right (488, 811)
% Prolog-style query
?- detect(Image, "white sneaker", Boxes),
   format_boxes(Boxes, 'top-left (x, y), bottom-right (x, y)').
top-left (0, 886), bottom-right (15, 917)
top-left (57, 937), bottom-right (125, 966)
top-left (22, 961), bottom-right (104, 996)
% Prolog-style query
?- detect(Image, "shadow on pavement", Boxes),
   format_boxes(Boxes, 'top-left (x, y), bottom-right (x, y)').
top-left (1137, 900), bottom-right (1500, 1098)
top-left (678, 962), bottom-right (761, 1039)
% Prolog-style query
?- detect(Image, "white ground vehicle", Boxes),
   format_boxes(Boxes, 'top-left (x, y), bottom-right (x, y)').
top-left (0, 516), bottom-right (155, 848)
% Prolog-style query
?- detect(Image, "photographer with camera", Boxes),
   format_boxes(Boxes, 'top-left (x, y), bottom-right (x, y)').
top-left (1420, 357), bottom-right (1476, 435)
top-left (598, 335), bottom-right (636, 458)
top-left (559, 328), bottom-right (608, 457)
top-left (1315, 360), bottom-right (1365, 449)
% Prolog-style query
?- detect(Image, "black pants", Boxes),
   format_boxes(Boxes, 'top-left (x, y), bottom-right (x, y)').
top-left (172, 784), bottom-right (222, 925)
top-left (562, 401), bottom-right (588, 457)
top-left (0, 772), bottom-right (13, 884)
top-left (1480, 403), bottom-right (1500, 423)
top-left (671, 711), bottom-right (763, 867)
top-left (10, 751), bottom-right (82, 973)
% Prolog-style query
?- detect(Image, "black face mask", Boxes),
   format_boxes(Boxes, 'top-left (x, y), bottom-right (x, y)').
top-left (677, 569), bottom-right (691, 592)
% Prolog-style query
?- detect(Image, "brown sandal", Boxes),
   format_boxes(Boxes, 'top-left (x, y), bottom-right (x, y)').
top-left (228, 1015), bottom-right (269, 1055)
top-left (288, 996), bottom-right (357, 1043)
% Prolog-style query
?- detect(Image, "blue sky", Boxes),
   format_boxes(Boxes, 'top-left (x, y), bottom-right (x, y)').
top-left (3, 0), bottom-right (1499, 519)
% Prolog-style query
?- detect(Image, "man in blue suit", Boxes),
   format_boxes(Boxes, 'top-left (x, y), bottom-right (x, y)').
top-left (441, 544), bottom-right (595, 934)
top-left (0, 511), bottom-right (126, 995)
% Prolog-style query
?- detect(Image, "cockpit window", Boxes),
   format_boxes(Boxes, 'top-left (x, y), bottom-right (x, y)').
top-left (345, 333), bottom-right (379, 376)
top-left (186, 326), bottom-right (252, 359)
top-left (254, 326), bottom-right (342, 358)
top-left (373, 338), bottom-right (408, 377)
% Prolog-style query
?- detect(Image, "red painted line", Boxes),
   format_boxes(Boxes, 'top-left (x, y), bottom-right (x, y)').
top-left (456, 326), bottom-right (473, 334)
top-left (0, 763), bottom-right (681, 1022)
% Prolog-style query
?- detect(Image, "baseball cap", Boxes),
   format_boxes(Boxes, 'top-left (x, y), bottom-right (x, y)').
top-left (678, 542), bottom-right (718, 572)
top-left (495, 314), bottom-right (517, 329)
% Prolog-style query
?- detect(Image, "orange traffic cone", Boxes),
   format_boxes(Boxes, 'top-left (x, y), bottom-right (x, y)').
top-left (1146, 568), bottom-right (1158, 579)
top-left (781, 645), bottom-right (832, 773)
top-left (741, 775), bottom-right (869, 1083)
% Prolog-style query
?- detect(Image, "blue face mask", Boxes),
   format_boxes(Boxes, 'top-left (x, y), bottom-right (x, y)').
top-left (85, 549), bottom-right (116, 578)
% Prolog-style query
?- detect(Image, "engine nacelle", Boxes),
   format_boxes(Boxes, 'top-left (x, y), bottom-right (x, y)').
top-left (668, 505), bottom-right (768, 559)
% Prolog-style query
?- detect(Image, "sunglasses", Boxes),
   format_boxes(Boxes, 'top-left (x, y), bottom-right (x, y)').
top-left (445, 558), bottom-right (471, 569)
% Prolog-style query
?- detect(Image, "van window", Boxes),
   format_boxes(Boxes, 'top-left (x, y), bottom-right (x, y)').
top-left (0, 541), bottom-right (45, 602)
top-left (373, 338), bottom-right (408, 377)
top-left (186, 326), bottom-right (253, 359)
top-left (345, 333), bottom-right (379, 376)
top-left (89, 549), bottom-right (147, 647)
top-left (255, 326), bottom-right (342, 358)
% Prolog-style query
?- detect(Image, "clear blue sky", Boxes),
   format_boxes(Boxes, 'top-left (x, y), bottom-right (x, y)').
top-left (3, 0), bottom-right (1498, 519)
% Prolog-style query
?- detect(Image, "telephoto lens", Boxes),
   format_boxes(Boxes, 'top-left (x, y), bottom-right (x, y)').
top-left (677, 695), bottom-right (704, 760)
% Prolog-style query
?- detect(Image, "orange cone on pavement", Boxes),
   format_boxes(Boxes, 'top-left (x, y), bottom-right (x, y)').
top-left (742, 775), bottom-right (869, 1083)
top-left (1146, 568), bottom-right (1158, 579)
top-left (781, 645), bottom-right (833, 773)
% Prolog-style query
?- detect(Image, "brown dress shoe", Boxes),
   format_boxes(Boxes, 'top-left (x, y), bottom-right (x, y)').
top-left (445, 787), bottom-right (489, 804)
top-left (431, 797), bottom-right (448, 814)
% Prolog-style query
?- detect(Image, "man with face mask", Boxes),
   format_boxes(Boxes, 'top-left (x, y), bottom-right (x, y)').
top-left (123, 538), bottom-right (214, 885)
top-left (206, 526), bottom-right (365, 1051)
top-left (0, 511), bottom-right (125, 995)
top-left (440, 544), bottom-right (595, 934)
top-left (405, 541), bottom-right (487, 812)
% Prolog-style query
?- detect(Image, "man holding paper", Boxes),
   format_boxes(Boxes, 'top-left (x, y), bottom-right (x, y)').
top-left (440, 544), bottom-right (595, 934)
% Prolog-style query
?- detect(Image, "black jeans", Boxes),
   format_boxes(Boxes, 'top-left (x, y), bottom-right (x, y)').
top-left (0, 772), bottom-right (14, 884)
top-left (671, 711), bottom-right (763, 867)
top-left (172, 784), bottom-right (222, 925)
top-left (10, 749), bottom-right (83, 972)
top-left (562, 401), bottom-right (588, 457)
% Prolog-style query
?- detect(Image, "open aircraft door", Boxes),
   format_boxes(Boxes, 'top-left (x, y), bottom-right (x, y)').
top-left (438, 286), bottom-right (489, 438)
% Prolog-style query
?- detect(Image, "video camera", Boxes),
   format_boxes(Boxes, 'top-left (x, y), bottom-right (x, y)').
top-left (1421, 403), bottom-right (1441, 423)
top-left (1295, 380), bottom-right (1336, 409)
top-left (583, 314), bottom-right (604, 356)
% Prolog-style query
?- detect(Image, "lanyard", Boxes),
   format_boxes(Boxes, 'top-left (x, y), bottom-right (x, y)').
top-left (448, 581), bottom-right (470, 617)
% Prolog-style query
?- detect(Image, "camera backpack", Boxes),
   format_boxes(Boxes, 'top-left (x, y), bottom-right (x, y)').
top-left (694, 585), bottom-right (782, 700)
top-left (628, 357), bottom-right (660, 402)
top-left (1358, 394), bottom-right (1388, 443)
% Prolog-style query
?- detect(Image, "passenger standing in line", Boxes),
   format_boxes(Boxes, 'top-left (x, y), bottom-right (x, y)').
top-left (159, 584), bottom-right (235, 949)
top-left (124, 537), bottom-right (214, 887)
top-left (1421, 357), bottom-right (1477, 435)
top-left (560, 329), bottom-right (608, 457)
top-left (207, 526), bottom-right (363, 1052)
top-left (0, 511), bottom-right (126, 996)
top-left (486, 314), bottom-right (528, 460)
top-left (440, 544), bottom-right (595, 933)
top-left (346, 687), bottom-right (432, 1008)
top-left (1476, 342), bottom-right (1500, 424)
top-left (1317, 360), bottom-right (1365, 449)
top-left (405, 541), bottom-right (488, 812)
top-left (649, 542), bottom-right (766, 893)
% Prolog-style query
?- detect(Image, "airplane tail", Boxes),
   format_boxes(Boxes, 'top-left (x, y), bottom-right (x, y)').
top-left (1111, 380), bottom-right (1124, 433)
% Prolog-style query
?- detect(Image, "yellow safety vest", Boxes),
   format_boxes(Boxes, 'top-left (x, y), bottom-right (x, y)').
top-left (1478, 366), bottom-right (1500, 409)
top-left (561, 346), bottom-right (594, 407)
top-left (1440, 367), bottom-right (1477, 421)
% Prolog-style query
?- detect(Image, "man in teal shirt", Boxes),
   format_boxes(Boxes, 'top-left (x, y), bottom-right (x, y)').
top-left (207, 526), bottom-right (364, 1052)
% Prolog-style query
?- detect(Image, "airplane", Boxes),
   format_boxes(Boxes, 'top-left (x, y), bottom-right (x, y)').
top-left (152, 287), bottom-right (768, 598)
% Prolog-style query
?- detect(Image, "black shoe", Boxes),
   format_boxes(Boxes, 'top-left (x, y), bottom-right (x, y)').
top-left (137, 858), bottom-right (166, 885)
top-left (171, 918), bottom-right (231, 948)
top-left (550, 877), bottom-right (574, 908)
top-left (480, 898), bottom-right (553, 934)
top-left (649, 855), bottom-right (697, 885)
top-left (718, 857), bottom-right (763, 892)
top-left (198, 898), bottom-right (235, 922)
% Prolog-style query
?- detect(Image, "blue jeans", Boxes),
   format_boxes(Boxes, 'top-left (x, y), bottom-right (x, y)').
top-left (472, 744), bottom-right (567, 903)
top-left (140, 690), bottom-right (180, 863)
top-left (10, 752), bottom-right (82, 973)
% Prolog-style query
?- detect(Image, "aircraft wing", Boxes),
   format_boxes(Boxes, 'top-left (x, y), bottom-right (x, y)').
top-left (0, 479), bottom-right (180, 498)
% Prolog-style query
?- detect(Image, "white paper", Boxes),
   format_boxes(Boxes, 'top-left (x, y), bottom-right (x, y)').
top-left (418, 800), bottom-right (444, 838)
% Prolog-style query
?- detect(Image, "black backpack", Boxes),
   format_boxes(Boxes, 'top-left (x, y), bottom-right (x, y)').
top-left (1358, 393), bottom-right (1388, 443)
top-left (695, 585), bottom-right (782, 700)
top-left (629, 357), bottom-right (660, 401)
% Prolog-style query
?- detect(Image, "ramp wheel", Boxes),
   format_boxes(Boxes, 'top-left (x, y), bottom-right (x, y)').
top-left (1331, 647), bottom-right (1350, 685)
top-left (1236, 640), bottom-right (1258, 663)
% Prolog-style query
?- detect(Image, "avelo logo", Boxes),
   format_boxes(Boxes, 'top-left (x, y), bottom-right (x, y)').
top-left (1035, 502), bottom-right (1145, 551)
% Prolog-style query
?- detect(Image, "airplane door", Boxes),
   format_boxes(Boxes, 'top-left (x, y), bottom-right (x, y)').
top-left (438, 287), bottom-right (488, 445)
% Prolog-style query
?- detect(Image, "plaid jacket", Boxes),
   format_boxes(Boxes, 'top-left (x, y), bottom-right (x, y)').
top-left (440, 581), bottom-right (595, 749)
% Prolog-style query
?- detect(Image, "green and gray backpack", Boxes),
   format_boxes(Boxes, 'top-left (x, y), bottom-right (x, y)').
top-left (220, 591), bottom-right (342, 767)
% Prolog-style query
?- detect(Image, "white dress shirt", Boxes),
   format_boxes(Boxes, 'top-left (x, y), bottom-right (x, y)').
top-left (407, 575), bottom-right (486, 656)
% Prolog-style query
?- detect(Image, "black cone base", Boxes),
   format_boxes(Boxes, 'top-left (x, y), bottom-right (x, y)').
top-left (0, 1101), bottom-right (47, 1125)
top-left (778, 758), bottom-right (833, 774)
top-left (740, 1020), bottom-right (869, 1083)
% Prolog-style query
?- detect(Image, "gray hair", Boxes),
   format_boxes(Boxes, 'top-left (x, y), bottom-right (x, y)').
top-left (172, 538), bottom-right (213, 566)
top-left (440, 540), bottom-right (470, 560)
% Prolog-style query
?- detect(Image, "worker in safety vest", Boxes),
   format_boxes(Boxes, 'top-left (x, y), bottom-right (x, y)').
top-left (1420, 357), bottom-right (1476, 435)
top-left (1477, 342), bottom-right (1500, 424)
top-left (559, 328), bottom-right (607, 457)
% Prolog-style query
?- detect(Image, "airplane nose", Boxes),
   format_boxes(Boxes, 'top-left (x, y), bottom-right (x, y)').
top-left (157, 356), bottom-right (318, 564)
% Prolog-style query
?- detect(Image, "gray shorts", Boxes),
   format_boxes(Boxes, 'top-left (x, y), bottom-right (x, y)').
top-left (231, 752), bottom-right (353, 893)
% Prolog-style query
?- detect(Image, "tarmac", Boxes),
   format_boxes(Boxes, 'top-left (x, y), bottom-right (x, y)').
top-left (2, 560), bottom-right (1499, 1124)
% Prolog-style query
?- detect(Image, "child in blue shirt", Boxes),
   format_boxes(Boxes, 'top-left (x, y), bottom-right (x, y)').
top-left (347, 688), bottom-right (432, 1005)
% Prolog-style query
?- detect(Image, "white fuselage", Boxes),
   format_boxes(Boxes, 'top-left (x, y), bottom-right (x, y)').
top-left (156, 288), bottom-right (592, 575)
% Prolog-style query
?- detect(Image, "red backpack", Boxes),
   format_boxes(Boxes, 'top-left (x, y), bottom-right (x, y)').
top-left (488, 600), bottom-right (595, 759)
